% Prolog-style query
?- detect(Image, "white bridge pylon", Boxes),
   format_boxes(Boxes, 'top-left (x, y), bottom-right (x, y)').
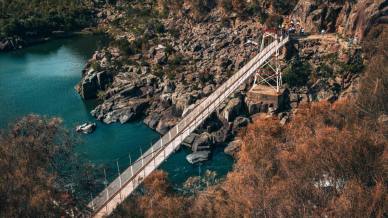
top-left (88, 34), bottom-right (290, 218)
top-left (255, 30), bottom-right (283, 93)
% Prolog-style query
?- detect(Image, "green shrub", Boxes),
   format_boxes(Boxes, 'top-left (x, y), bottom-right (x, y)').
top-left (0, 0), bottom-right (94, 39)
top-left (283, 59), bottom-right (312, 87)
top-left (317, 63), bottom-right (334, 78)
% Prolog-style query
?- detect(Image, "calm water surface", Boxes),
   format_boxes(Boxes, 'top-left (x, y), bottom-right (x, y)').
top-left (0, 36), bottom-right (233, 188)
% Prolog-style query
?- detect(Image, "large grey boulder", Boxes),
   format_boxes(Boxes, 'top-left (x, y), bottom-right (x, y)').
top-left (186, 151), bottom-right (211, 164)
top-left (192, 132), bottom-right (213, 152)
top-left (79, 73), bottom-right (99, 100)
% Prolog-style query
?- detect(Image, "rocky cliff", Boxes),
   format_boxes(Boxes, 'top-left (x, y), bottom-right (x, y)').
top-left (291, 0), bottom-right (387, 40)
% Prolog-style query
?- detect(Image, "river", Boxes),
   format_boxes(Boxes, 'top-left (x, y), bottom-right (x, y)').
top-left (0, 36), bottom-right (233, 191)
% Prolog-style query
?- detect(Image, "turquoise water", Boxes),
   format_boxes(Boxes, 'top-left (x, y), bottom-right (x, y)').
top-left (0, 36), bottom-right (233, 189)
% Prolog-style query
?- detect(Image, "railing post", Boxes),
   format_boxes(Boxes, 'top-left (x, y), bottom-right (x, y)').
top-left (152, 146), bottom-right (155, 166)
top-left (140, 148), bottom-right (144, 167)
top-left (116, 160), bottom-right (122, 201)
top-left (103, 168), bottom-right (109, 212)
top-left (90, 194), bottom-right (95, 211)
top-left (129, 153), bottom-right (133, 177)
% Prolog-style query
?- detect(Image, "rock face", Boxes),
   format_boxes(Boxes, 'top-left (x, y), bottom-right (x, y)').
top-left (91, 98), bottom-right (149, 124)
top-left (77, 67), bottom-right (113, 100)
top-left (292, 0), bottom-right (387, 40)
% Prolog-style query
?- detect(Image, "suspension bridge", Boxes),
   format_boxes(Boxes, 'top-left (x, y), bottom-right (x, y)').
top-left (88, 33), bottom-right (290, 218)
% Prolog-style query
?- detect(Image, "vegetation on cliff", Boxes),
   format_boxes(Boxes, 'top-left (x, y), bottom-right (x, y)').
top-left (0, 0), bottom-right (96, 39)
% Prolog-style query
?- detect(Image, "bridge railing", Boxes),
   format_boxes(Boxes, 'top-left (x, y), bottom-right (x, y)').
top-left (88, 36), bottom-right (289, 217)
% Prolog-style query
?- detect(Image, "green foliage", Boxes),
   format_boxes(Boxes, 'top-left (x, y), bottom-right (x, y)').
top-left (164, 44), bottom-right (175, 54)
top-left (220, 0), bottom-right (233, 12)
top-left (199, 72), bottom-right (214, 84)
top-left (338, 52), bottom-right (364, 75)
top-left (317, 63), bottom-right (334, 78)
top-left (283, 59), bottom-right (312, 87)
top-left (146, 19), bottom-right (166, 34)
top-left (0, 0), bottom-right (94, 38)
top-left (169, 28), bottom-right (180, 39)
top-left (189, 0), bottom-right (216, 17)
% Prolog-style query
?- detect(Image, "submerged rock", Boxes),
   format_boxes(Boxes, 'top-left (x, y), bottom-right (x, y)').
top-left (76, 122), bottom-right (96, 134)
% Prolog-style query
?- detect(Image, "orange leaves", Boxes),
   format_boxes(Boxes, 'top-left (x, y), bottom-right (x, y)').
top-left (116, 101), bottom-right (387, 217)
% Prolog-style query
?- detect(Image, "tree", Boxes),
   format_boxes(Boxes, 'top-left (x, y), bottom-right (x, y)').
top-left (0, 115), bottom-right (82, 217)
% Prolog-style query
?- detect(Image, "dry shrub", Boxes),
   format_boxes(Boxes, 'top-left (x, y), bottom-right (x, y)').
top-left (358, 27), bottom-right (388, 117)
top-left (0, 115), bottom-right (76, 217)
top-left (115, 101), bottom-right (387, 217)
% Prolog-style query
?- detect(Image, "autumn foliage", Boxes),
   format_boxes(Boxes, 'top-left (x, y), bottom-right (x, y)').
top-left (113, 101), bottom-right (387, 217)
top-left (0, 115), bottom-right (77, 217)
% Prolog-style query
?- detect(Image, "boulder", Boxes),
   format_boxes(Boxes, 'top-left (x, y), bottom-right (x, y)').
top-left (154, 50), bottom-right (167, 65)
top-left (224, 139), bottom-right (242, 157)
top-left (192, 132), bottom-right (213, 152)
top-left (186, 151), bottom-right (211, 164)
top-left (79, 73), bottom-right (99, 100)
top-left (144, 113), bottom-right (161, 129)
top-left (222, 97), bottom-right (244, 122)
top-left (232, 116), bottom-right (250, 132)
top-left (163, 81), bottom-right (176, 93)
top-left (181, 133), bottom-right (199, 148)
top-left (309, 79), bottom-right (338, 102)
top-left (155, 117), bottom-right (175, 134)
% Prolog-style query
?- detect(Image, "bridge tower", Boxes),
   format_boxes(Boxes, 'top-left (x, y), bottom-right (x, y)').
top-left (254, 29), bottom-right (283, 93)
top-left (247, 29), bottom-right (286, 114)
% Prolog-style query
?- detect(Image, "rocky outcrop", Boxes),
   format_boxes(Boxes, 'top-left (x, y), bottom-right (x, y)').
top-left (91, 98), bottom-right (149, 124)
top-left (336, 0), bottom-right (387, 40)
top-left (291, 0), bottom-right (387, 40)
top-left (192, 132), bottom-right (213, 152)
top-left (224, 139), bottom-right (242, 157)
top-left (0, 37), bottom-right (24, 51)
